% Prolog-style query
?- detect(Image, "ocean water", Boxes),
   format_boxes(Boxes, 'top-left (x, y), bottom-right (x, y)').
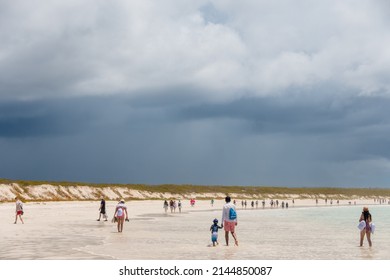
top-left (0, 201), bottom-right (389, 260)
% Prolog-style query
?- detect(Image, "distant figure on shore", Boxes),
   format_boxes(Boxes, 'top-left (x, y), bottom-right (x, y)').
top-left (97, 197), bottom-right (108, 221)
top-left (221, 196), bottom-right (238, 246)
top-left (190, 199), bottom-right (195, 207)
top-left (169, 200), bottom-right (174, 213)
top-left (14, 197), bottom-right (24, 224)
top-left (163, 200), bottom-right (168, 213)
top-left (178, 200), bottom-right (182, 213)
top-left (359, 207), bottom-right (373, 247)
top-left (210, 218), bottom-right (223, 246)
top-left (114, 199), bottom-right (129, 233)
top-left (211, 199), bottom-right (214, 207)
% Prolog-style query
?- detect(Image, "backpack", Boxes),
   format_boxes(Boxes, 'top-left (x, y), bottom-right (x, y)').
top-left (116, 207), bottom-right (123, 217)
top-left (229, 207), bottom-right (237, 220)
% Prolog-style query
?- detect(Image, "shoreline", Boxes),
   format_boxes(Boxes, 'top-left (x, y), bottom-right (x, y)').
top-left (1, 199), bottom-right (389, 260)
top-left (1, 180), bottom-right (390, 203)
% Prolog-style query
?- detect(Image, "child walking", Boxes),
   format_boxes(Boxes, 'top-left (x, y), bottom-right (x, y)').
top-left (210, 218), bottom-right (223, 246)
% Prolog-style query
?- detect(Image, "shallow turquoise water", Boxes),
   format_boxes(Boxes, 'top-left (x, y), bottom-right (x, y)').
top-left (229, 204), bottom-right (390, 259)
top-left (90, 203), bottom-right (390, 260)
top-left (1, 201), bottom-right (389, 260)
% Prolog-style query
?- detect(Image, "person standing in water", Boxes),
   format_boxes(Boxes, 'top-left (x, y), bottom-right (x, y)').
top-left (359, 207), bottom-right (373, 247)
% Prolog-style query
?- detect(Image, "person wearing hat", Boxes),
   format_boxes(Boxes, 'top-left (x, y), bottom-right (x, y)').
top-left (359, 207), bottom-right (372, 247)
top-left (210, 218), bottom-right (223, 246)
top-left (114, 199), bottom-right (129, 233)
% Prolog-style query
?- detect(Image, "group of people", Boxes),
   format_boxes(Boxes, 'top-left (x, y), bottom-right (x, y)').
top-left (236, 199), bottom-right (291, 209)
top-left (163, 200), bottom-right (182, 213)
top-left (13, 195), bottom-right (375, 247)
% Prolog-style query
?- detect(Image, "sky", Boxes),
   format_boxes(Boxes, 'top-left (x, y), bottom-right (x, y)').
top-left (1, 0), bottom-right (390, 188)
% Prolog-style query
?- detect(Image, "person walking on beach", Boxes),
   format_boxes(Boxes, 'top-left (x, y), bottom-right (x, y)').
top-left (221, 196), bottom-right (238, 246)
top-left (359, 207), bottom-right (373, 247)
top-left (178, 200), bottom-right (182, 213)
top-left (97, 197), bottom-right (108, 221)
top-left (210, 218), bottom-right (223, 246)
top-left (169, 200), bottom-right (174, 213)
top-left (114, 199), bottom-right (129, 233)
top-left (14, 197), bottom-right (24, 224)
top-left (163, 200), bottom-right (169, 213)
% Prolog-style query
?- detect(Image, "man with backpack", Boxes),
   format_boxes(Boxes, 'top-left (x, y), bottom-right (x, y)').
top-left (221, 196), bottom-right (238, 246)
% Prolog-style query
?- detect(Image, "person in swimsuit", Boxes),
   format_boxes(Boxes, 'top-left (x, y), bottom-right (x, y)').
top-left (359, 206), bottom-right (372, 247)
top-left (210, 218), bottom-right (223, 246)
top-left (14, 197), bottom-right (24, 224)
top-left (114, 199), bottom-right (128, 233)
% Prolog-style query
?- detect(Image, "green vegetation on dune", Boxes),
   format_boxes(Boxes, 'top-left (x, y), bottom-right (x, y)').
top-left (2, 178), bottom-right (390, 199)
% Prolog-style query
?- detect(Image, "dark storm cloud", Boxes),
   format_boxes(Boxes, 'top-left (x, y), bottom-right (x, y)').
top-left (2, 1), bottom-right (390, 187)
top-left (176, 94), bottom-right (390, 136)
top-left (0, 98), bottom-right (103, 138)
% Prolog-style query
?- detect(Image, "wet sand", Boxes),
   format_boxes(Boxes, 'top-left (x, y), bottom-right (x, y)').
top-left (1, 199), bottom-right (388, 260)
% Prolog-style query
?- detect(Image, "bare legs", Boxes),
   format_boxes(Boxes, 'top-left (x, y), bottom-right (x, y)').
top-left (360, 230), bottom-right (372, 247)
top-left (14, 214), bottom-right (24, 224)
top-left (117, 217), bottom-right (124, 232)
top-left (225, 231), bottom-right (238, 246)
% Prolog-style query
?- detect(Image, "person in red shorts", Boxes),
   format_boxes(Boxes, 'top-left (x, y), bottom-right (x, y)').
top-left (14, 197), bottom-right (24, 224)
top-left (221, 196), bottom-right (238, 246)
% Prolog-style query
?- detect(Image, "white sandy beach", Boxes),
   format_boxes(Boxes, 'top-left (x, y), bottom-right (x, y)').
top-left (1, 198), bottom-right (389, 260)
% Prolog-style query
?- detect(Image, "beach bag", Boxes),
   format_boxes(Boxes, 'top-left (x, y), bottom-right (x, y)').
top-left (229, 207), bottom-right (237, 220)
top-left (370, 223), bottom-right (376, 234)
top-left (357, 221), bottom-right (366, 231)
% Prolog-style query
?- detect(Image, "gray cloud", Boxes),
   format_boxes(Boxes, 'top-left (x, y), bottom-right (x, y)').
top-left (1, 1), bottom-right (390, 187)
